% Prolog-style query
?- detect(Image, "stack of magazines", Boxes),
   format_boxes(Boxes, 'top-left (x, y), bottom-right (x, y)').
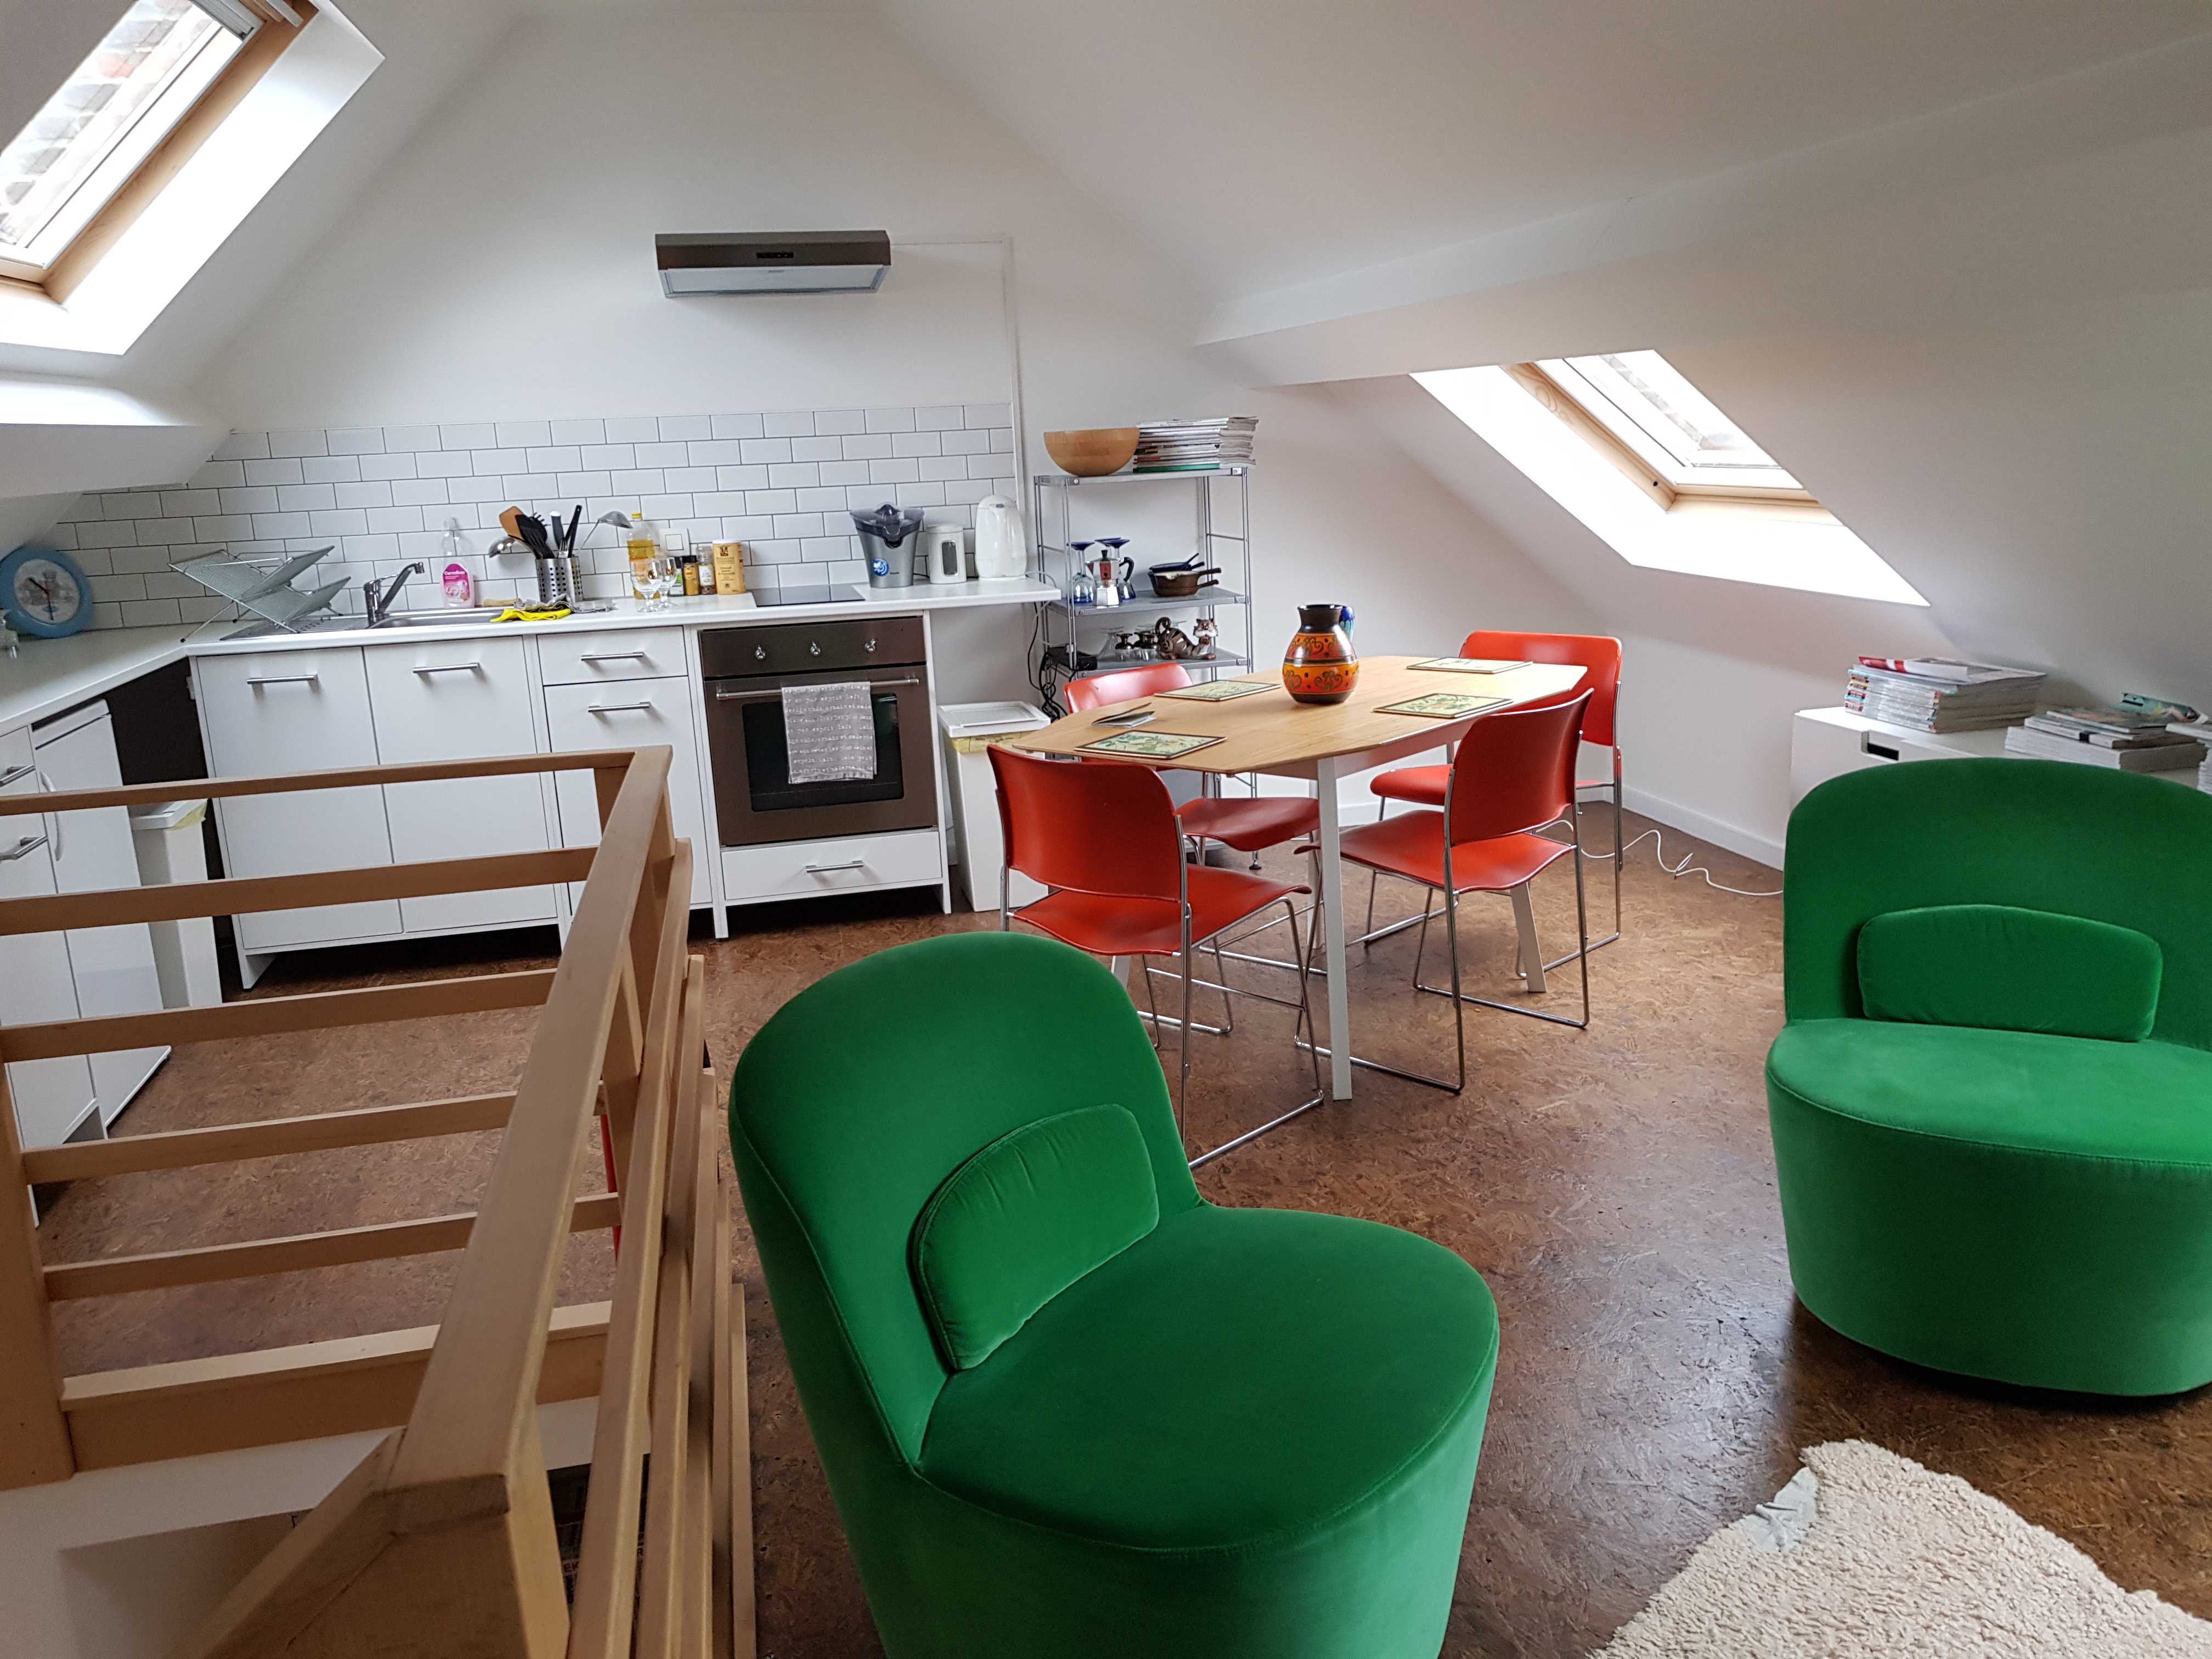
top-left (1133, 417), bottom-right (1257, 472)
top-left (1844, 656), bottom-right (2046, 732)
top-left (2004, 706), bottom-right (2208, 773)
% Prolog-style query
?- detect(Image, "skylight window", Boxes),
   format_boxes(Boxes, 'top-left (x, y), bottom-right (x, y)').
top-left (0, 0), bottom-right (306, 292)
top-left (1414, 363), bottom-right (1926, 606)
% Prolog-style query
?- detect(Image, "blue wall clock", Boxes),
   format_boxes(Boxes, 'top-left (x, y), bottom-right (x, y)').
top-left (0, 546), bottom-right (93, 638)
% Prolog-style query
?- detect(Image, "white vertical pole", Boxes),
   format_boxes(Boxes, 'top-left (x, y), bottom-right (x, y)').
top-left (1315, 759), bottom-right (1353, 1099)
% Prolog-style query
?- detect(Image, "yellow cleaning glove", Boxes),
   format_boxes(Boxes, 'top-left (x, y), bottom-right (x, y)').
top-left (494, 605), bottom-right (572, 623)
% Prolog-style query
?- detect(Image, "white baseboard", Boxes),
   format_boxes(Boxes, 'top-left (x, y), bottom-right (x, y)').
top-left (1621, 785), bottom-right (1784, 871)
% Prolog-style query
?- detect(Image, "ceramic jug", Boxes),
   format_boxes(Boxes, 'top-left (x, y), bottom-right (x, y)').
top-left (1282, 603), bottom-right (1358, 704)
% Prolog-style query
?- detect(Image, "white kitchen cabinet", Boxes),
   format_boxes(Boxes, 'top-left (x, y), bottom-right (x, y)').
top-left (543, 678), bottom-right (712, 906)
top-left (196, 648), bottom-right (400, 957)
top-left (365, 635), bottom-right (555, 933)
top-left (0, 728), bottom-right (97, 1150)
top-left (33, 703), bottom-right (167, 1126)
top-left (720, 827), bottom-right (942, 906)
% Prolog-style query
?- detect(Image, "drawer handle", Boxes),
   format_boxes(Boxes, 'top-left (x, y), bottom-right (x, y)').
top-left (580, 651), bottom-right (650, 663)
top-left (246, 673), bottom-right (320, 686)
top-left (1866, 741), bottom-right (1899, 760)
top-left (587, 702), bottom-right (656, 714)
top-left (805, 859), bottom-right (866, 873)
top-left (413, 662), bottom-right (483, 675)
top-left (0, 761), bottom-right (33, 788)
top-left (0, 833), bottom-right (47, 863)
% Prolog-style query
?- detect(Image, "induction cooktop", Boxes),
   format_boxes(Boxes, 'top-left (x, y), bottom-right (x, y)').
top-left (752, 584), bottom-right (862, 607)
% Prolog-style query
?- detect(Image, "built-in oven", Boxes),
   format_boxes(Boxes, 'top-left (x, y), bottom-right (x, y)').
top-left (701, 618), bottom-right (935, 846)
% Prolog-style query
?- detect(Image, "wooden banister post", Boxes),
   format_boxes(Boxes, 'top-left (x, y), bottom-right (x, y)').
top-left (0, 1068), bottom-right (74, 1489)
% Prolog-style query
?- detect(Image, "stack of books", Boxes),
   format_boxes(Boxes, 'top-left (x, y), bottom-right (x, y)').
top-left (1844, 657), bottom-right (2046, 732)
top-left (1133, 417), bottom-right (1258, 472)
top-left (2004, 707), bottom-right (2208, 773)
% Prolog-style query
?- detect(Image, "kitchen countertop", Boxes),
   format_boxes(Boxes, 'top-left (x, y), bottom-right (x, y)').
top-left (0, 578), bottom-right (1057, 733)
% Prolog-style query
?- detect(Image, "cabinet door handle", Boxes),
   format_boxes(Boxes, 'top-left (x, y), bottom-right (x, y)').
top-left (580, 651), bottom-right (650, 663)
top-left (413, 662), bottom-right (483, 675)
top-left (0, 761), bottom-right (33, 788)
top-left (0, 833), bottom-right (47, 863)
top-left (246, 673), bottom-right (320, 686)
top-left (804, 859), bottom-right (866, 873)
top-left (586, 702), bottom-right (656, 714)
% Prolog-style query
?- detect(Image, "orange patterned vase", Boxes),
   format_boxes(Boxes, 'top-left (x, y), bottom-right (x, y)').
top-left (1282, 603), bottom-right (1359, 704)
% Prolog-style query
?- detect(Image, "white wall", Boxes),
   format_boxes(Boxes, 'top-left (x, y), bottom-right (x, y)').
top-left (177, 10), bottom-right (1587, 709)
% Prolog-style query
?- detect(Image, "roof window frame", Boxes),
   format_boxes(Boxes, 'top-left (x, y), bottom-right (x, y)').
top-left (0, 0), bottom-right (314, 305)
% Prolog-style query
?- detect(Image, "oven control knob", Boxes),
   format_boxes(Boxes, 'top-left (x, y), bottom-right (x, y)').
top-left (865, 640), bottom-right (877, 652)
top-left (810, 642), bottom-right (821, 656)
top-left (754, 645), bottom-right (765, 659)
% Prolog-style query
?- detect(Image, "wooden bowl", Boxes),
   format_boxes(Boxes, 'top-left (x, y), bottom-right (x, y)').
top-left (1044, 428), bottom-right (1140, 477)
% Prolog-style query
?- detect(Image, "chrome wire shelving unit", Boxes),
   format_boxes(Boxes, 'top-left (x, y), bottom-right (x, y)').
top-left (1030, 465), bottom-right (1253, 713)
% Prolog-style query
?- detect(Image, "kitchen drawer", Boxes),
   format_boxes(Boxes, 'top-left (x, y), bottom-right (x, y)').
top-left (195, 648), bottom-right (400, 951)
top-left (539, 628), bottom-right (687, 686)
top-left (544, 678), bottom-right (711, 906)
top-left (720, 828), bottom-right (941, 906)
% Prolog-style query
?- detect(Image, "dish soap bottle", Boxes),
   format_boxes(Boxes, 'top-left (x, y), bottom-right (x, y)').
top-left (627, 512), bottom-right (658, 601)
top-left (439, 518), bottom-right (473, 607)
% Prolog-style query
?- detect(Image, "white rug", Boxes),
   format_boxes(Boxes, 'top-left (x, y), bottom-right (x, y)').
top-left (1597, 1440), bottom-right (2212, 1657)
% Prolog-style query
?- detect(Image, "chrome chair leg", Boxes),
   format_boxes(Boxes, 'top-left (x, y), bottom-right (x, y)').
top-left (1212, 937), bottom-right (1235, 1030)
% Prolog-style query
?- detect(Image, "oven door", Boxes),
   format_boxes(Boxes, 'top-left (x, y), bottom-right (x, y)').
top-left (705, 663), bottom-right (936, 845)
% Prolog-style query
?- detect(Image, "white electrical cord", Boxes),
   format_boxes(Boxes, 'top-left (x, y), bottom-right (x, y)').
top-left (1588, 828), bottom-right (1783, 899)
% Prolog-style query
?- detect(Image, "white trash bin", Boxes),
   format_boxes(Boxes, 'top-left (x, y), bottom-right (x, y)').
top-left (128, 799), bottom-right (223, 1008)
top-left (938, 701), bottom-right (1051, 913)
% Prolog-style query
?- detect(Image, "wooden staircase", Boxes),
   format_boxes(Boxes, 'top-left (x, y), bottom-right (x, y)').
top-left (0, 744), bottom-right (752, 1658)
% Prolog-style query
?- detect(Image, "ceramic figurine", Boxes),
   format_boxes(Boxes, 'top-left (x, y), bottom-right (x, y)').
top-left (1282, 602), bottom-right (1358, 703)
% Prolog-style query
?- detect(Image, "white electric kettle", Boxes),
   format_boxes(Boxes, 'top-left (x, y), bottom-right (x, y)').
top-left (971, 495), bottom-right (1027, 581)
top-left (919, 523), bottom-right (966, 584)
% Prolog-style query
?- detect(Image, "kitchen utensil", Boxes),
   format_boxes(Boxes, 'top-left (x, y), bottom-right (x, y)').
top-left (1090, 556), bottom-right (1123, 608)
top-left (919, 524), bottom-right (965, 584)
top-left (1150, 566), bottom-right (1220, 598)
top-left (1149, 552), bottom-right (1205, 574)
top-left (1282, 603), bottom-right (1358, 704)
top-left (1043, 428), bottom-right (1141, 477)
top-left (972, 494), bottom-right (1026, 579)
top-left (500, 506), bottom-right (525, 539)
top-left (854, 503), bottom-right (926, 589)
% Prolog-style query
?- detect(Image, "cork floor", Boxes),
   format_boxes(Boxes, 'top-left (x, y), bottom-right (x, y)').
top-left (32, 812), bottom-right (2212, 1657)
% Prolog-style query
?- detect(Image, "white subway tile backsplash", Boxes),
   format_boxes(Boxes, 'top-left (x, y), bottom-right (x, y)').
top-left (57, 397), bottom-right (1011, 630)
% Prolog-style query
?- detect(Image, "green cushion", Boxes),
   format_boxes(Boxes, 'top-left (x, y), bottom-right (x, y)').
top-left (921, 1204), bottom-right (1498, 1552)
top-left (1857, 902), bottom-right (2162, 1042)
top-left (912, 1104), bottom-right (1159, 1371)
top-left (1769, 1018), bottom-right (2212, 1393)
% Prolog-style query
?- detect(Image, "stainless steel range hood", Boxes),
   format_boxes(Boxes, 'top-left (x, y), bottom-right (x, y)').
top-left (655, 232), bottom-right (891, 296)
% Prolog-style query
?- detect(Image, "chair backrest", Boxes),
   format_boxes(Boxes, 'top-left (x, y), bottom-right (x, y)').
top-left (1064, 663), bottom-right (1194, 711)
top-left (728, 933), bottom-right (1203, 1471)
top-left (988, 743), bottom-right (1184, 902)
top-left (1785, 759), bottom-right (2212, 1049)
top-left (1444, 691), bottom-right (1591, 846)
top-left (1461, 630), bottom-right (1622, 748)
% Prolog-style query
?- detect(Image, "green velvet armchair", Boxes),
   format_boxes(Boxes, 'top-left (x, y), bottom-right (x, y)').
top-left (729, 932), bottom-right (1500, 1658)
top-left (1770, 757), bottom-right (2212, 1395)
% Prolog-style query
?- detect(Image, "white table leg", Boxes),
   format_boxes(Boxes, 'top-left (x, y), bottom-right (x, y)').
top-left (1316, 758), bottom-right (1352, 1100)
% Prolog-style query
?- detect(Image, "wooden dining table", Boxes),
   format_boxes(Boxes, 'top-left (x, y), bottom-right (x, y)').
top-left (1011, 654), bottom-right (1588, 1102)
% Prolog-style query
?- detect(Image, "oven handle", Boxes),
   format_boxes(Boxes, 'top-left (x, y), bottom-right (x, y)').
top-left (713, 676), bottom-right (922, 701)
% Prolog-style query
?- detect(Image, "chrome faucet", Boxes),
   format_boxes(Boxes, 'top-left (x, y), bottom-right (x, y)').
top-left (363, 562), bottom-right (427, 625)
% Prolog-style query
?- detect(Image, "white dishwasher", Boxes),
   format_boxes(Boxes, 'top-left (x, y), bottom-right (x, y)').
top-left (33, 701), bottom-right (167, 1127)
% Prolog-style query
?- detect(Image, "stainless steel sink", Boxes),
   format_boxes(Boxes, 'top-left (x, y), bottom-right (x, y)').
top-left (368, 608), bottom-right (511, 628)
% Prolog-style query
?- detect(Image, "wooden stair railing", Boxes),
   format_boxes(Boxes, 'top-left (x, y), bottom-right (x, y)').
top-left (0, 745), bottom-right (754, 1658)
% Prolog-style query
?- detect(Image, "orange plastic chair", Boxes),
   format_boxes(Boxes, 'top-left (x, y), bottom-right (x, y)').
top-left (1368, 631), bottom-right (1624, 957)
top-left (1323, 692), bottom-right (1593, 1093)
top-left (1066, 665), bottom-right (1322, 864)
top-left (989, 744), bottom-right (1322, 1156)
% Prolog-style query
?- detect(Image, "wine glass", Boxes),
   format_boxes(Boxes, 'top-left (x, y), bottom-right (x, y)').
top-left (641, 555), bottom-right (679, 612)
